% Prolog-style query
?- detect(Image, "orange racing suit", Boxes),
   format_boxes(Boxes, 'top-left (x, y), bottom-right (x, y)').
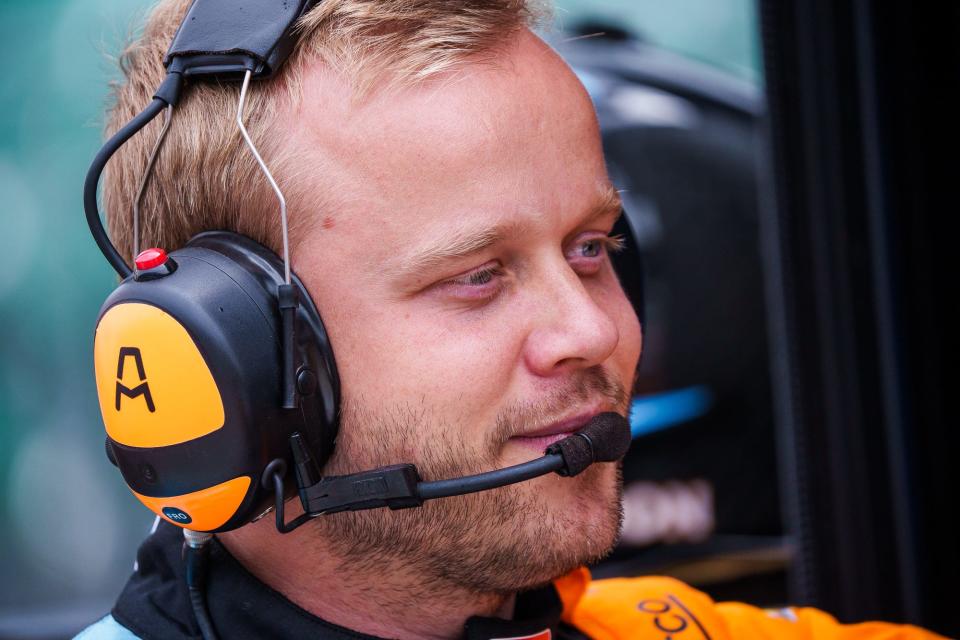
top-left (555, 568), bottom-right (948, 640)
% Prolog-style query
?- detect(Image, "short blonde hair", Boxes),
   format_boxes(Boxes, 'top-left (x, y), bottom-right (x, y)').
top-left (104, 0), bottom-right (543, 265)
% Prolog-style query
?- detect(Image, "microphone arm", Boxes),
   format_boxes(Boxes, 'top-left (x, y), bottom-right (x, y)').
top-left (265, 413), bottom-right (630, 532)
top-left (418, 455), bottom-right (563, 500)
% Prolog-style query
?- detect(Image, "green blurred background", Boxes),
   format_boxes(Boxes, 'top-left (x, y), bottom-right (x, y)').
top-left (0, 0), bottom-right (758, 632)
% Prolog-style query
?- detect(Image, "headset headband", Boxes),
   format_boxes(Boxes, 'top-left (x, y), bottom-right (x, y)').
top-left (84, 0), bottom-right (317, 279)
top-left (165, 0), bottom-right (321, 79)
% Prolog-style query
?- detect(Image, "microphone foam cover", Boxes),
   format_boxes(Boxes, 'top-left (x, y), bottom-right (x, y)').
top-left (580, 412), bottom-right (632, 462)
top-left (547, 412), bottom-right (631, 477)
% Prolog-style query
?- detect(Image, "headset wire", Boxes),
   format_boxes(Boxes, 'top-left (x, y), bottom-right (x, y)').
top-left (83, 72), bottom-right (183, 278)
top-left (183, 529), bottom-right (219, 640)
top-left (236, 69), bottom-right (291, 285)
top-left (133, 104), bottom-right (173, 269)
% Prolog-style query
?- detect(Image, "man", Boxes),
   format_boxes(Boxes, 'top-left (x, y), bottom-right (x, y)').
top-left (78, 0), bottom-right (945, 638)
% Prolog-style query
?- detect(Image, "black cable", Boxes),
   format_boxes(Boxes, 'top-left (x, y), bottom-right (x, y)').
top-left (184, 540), bottom-right (219, 640)
top-left (417, 454), bottom-right (563, 500)
top-left (273, 469), bottom-right (311, 533)
top-left (83, 72), bottom-right (183, 277)
top-left (262, 458), bottom-right (312, 533)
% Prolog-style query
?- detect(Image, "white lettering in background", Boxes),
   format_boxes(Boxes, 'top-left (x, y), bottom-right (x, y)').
top-left (620, 479), bottom-right (714, 546)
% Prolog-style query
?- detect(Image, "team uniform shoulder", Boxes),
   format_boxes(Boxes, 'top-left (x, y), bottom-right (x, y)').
top-left (553, 569), bottom-right (951, 640)
top-left (555, 569), bottom-right (725, 639)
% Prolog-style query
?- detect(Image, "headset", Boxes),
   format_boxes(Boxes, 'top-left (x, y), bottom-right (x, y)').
top-left (85, 1), bottom-right (644, 637)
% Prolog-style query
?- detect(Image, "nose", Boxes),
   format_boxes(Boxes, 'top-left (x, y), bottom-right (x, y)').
top-left (523, 264), bottom-right (621, 377)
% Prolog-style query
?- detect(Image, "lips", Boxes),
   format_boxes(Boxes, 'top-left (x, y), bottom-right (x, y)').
top-left (509, 409), bottom-right (602, 451)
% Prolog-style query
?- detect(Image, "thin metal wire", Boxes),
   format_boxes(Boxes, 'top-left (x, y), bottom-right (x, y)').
top-left (237, 70), bottom-right (291, 284)
top-left (133, 103), bottom-right (173, 265)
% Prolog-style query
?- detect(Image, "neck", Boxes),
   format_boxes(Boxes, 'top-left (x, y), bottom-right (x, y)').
top-left (219, 514), bottom-right (515, 640)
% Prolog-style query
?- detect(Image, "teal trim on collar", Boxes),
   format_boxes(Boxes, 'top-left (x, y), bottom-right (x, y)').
top-left (74, 615), bottom-right (140, 640)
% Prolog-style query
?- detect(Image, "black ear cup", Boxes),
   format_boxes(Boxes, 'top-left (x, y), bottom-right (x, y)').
top-left (187, 231), bottom-right (340, 459)
top-left (611, 209), bottom-right (646, 326)
top-left (93, 231), bottom-right (339, 532)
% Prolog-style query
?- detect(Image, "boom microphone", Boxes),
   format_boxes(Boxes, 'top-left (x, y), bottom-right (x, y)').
top-left (545, 411), bottom-right (633, 476)
top-left (267, 412), bottom-right (631, 531)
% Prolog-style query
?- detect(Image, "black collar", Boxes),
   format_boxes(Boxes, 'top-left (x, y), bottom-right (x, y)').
top-left (113, 522), bottom-right (584, 640)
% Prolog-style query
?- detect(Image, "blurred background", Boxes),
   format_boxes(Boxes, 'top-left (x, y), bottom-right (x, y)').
top-left (1, 0), bottom-right (955, 638)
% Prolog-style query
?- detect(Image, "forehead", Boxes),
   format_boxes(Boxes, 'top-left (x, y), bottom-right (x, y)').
top-left (289, 29), bottom-right (609, 260)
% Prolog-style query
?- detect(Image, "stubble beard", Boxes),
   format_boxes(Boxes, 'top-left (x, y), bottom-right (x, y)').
top-left (308, 367), bottom-right (628, 595)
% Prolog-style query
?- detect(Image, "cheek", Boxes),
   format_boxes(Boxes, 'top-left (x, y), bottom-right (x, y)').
top-left (329, 296), bottom-right (524, 432)
top-left (619, 305), bottom-right (643, 384)
top-left (596, 276), bottom-right (643, 385)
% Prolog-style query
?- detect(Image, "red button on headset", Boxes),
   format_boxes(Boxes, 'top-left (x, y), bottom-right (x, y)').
top-left (135, 247), bottom-right (168, 270)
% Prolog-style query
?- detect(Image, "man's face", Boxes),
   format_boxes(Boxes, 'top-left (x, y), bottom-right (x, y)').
top-left (289, 30), bottom-right (642, 591)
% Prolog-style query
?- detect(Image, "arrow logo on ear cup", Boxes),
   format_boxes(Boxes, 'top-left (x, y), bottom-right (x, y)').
top-left (115, 346), bottom-right (156, 412)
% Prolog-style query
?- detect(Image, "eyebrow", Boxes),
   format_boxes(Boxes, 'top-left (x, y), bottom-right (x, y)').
top-left (393, 184), bottom-right (624, 280)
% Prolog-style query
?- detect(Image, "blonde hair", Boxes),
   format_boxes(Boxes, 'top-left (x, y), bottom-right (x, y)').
top-left (103, 0), bottom-right (543, 264)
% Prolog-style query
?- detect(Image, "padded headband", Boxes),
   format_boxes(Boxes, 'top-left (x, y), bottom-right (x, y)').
top-left (164, 0), bottom-right (320, 79)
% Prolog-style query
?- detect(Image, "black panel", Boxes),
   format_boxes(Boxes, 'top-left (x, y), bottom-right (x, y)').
top-left (758, 0), bottom-right (958, 633)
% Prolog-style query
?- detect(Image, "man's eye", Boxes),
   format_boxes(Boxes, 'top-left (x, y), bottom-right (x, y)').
top-left (432, 262), bottom-right (506, 302)
top-left (453, 265), bottom-right (501, 287)
top-left (447, 264), bottom-right (503, 287)
top-left (467, 268), bottom-right (495, 285)
top-left (579, 239), bottom-right (604, 258)
top-left (569, 234), bottom-right (625, 261)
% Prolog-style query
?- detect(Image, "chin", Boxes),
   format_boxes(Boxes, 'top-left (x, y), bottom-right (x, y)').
top-left (556, 462), bottom-right (622, 545)
top-left (512, 462), bottom-right (623, 586)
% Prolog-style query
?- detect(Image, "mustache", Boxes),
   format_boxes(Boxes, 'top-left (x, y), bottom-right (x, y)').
top-left (492, 366), bottom-right (629, 444)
